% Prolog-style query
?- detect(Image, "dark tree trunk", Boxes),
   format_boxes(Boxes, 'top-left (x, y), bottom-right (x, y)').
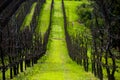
top-left (99, 65), bottom-right (103, 80)
top-left (13, 65), bottom-right (17, 76)
top-left (2, 68), bottom-right (6, 80)
top-left (32, 57), bottom-right (34, 66)
top-left (0, 29), bottom-right (6, 80)
top-left (10, 67), bottom-right (13, 79)
top-left (16, 63), bottom-right (19, 74)
top-left (108, 74), bottom-right (115, 80)
top-left (92, 38), bottom-right (97, 76)
top-left (34, 56), bottom-right (38, 64)
top-left (25, 60), bottom-right (27, 70)
top-left (20, 61), bottom-right (23, 72)
top-left (26, 59), bottom-right (31, 67)
top-left (9, 57), bottom-right (13, 79)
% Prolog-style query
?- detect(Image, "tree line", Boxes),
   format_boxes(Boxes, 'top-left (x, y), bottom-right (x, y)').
top-left (0, 0), bottom-right (47, 80)
top-left (63, 0), bottom-right (120, 80)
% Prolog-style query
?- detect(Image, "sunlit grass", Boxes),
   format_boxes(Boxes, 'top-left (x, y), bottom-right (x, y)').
top-left (35, 0), bottom-right (51, 38)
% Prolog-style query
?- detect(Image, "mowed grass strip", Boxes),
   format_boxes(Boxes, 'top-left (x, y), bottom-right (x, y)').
top-left (35, 0), bottom-right (51, 38)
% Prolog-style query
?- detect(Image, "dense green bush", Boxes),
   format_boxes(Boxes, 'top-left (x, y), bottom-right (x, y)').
top-left (76, 3), bottom-right (92, 27)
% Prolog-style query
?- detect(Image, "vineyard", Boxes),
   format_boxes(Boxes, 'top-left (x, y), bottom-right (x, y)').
top-left (0, 0), bottom-right (120, 80)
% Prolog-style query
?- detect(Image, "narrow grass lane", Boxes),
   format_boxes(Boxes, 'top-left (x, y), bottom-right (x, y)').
top-left (13, 0), bottom-right (98, 80)
top-left (35, 0), bottom-right (51, 37)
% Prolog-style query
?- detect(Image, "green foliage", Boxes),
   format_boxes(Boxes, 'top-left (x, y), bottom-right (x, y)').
top-left (76, 2), bottom-right (92, 27)
top-left (65, 1), bottom-right (92, 49)
top-left (20, 2), bottom-right (37, 31)
top-left (83, 0), bottom-right (120, 80)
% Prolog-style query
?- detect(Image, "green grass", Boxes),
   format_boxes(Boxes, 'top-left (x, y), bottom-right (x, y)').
top-left (20, 2), bottom-right (37, 31)
top-left (35, 0), bottom-right (51, 38)
top-left (12, 0), bottom-right (97, 80)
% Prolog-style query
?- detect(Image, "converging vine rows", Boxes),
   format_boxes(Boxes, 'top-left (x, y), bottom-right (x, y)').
top-left (0, 0), bottom-right (48, 80)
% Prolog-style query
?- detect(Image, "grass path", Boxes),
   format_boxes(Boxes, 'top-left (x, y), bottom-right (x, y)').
top-left (35, 0), bottom-right (51, 38)
top-left (13, 0), bottom-right (97, 80)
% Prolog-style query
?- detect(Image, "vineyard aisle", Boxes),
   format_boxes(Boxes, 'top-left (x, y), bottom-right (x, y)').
top-left (13, 0), bottom-right (97, 80)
